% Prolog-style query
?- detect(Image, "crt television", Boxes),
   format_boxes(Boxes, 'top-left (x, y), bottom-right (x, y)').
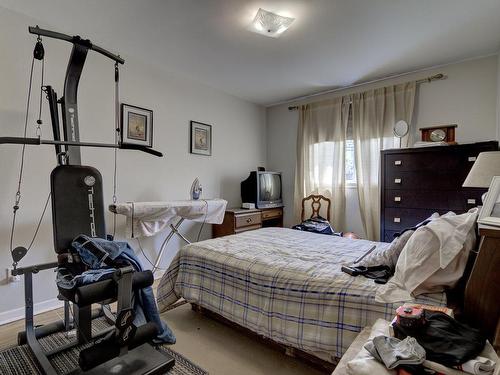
top-left (241, 171), bottom-right (283, 209)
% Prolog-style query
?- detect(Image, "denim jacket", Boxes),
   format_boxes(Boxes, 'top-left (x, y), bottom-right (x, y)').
top-left (56, 235), bottom-right (175, 344)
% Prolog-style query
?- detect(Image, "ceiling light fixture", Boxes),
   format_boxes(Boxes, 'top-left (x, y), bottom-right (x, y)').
top-left (250, 8), bottom-right (295, 38)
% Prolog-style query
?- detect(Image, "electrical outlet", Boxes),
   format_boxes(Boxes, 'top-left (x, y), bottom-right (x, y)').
top-left (6, 267), bottom-right (21, 283)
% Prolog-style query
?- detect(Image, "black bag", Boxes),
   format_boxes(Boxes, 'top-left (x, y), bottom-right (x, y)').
top-left (394, 311), bottom-right (486, 367)
top-left (292, 216), bottom-right (340, 236)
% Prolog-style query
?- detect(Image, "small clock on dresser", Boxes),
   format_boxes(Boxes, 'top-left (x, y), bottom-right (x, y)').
top-left (419, 124), bottom-right (457, 144)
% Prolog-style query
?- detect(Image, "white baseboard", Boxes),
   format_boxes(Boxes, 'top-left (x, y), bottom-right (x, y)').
top-left (0, 298), bottom-right (63, 326)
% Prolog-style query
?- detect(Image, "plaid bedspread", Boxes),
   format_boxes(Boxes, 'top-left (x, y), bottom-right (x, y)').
top-left (157, 228), bottom-right (445, 361)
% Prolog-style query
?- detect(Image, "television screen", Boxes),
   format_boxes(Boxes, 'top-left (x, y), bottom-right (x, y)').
top-left (259, 173), bottom-right (281, 201)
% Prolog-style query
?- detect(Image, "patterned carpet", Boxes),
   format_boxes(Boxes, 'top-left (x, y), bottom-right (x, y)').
top-left (0, 317), bottom-right (208, 375)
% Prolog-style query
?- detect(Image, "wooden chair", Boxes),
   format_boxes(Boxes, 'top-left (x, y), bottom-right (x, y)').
top-left (301, 194), bottom-right (331, 222)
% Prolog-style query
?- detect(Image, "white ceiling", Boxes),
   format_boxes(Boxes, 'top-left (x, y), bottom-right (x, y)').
top-left (2, 0), bottom-right (500, 106)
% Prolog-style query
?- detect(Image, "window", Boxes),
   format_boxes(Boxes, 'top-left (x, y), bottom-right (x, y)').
top-left (345, 139), bottom-right (356, 185)
top-left (309, 140), bottom-right (356, 189)
top-left (345, 108), bottom-right (356, 185)
top-left (307, 107), bottom-right (356, 191)
top-left (310, 141), bottom-right (335, 191)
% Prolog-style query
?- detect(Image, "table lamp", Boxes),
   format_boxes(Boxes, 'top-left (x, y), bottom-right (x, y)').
top-left (463, 151), bottom-right (500, 202)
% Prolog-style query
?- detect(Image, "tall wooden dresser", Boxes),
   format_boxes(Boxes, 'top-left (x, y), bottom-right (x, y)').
top-left (380, 141), bottom-right (498, 242)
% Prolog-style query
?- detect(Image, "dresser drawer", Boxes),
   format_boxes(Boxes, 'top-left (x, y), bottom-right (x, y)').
top-left (384, 148), bottom-right (486, 173)
top-left (385, 152), bottom-right (462, 172)
top-left (383, 208), bottom-right (448, 231)
top-left (235, 212), bottom-right (262, 229)
top-left (261, 208), bottom-right (283, 220)
top-left (461, 188), bottom-right (488, 209)
top-left (385, 170), bottom-right (467, 190)
top-left (385, 190), bottom-right (470, 210)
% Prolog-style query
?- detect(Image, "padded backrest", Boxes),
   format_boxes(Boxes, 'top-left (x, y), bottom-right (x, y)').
top-left (50, 165), bottom-right (106, 253)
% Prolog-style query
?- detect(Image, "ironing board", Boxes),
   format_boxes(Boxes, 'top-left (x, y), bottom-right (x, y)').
top-left (110, 199), bottom-right (227, 272)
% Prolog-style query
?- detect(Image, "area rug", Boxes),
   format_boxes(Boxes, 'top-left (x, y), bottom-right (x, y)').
top-left (0, 318), bottom-right (208, 375)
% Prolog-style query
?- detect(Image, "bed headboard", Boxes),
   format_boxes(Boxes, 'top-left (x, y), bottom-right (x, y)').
top-left (462, 224), bottom-right (500, 352)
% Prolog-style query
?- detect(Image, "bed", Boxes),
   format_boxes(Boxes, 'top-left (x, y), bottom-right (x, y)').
top-left (157, 227), bottom-right (445, 363)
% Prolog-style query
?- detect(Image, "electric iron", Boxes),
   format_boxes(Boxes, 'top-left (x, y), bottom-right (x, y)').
top-left (190, 178), bottom-right (202, 200)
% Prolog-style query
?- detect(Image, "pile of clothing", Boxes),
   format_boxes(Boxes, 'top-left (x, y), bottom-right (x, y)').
top-left (340, 215), bottom-right (438, 284)
top-left (342, 209), bottom-right (480, 300)
top-left (292, 216), bottom-right (342, 236)
top-left (57, 234), bottom-right (176, 344)
top-left (347, 313), bottom-right (497, 375)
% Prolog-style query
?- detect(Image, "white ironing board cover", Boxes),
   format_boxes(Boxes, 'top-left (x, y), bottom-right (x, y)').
top-left (114, 199), bottom-right (228, 238)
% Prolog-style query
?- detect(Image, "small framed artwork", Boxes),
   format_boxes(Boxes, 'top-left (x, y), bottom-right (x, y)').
top-left (478, 176), bottom-right (500, 227)
top-left (121, 103), bottom-right (153, 148)
top-left (190, 121), bottom-right (212, 156)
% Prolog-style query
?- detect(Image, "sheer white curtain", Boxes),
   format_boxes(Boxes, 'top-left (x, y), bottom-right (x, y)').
top-left (351, 82), bottom-right (416, 240)
top-left (294, 97), bottom-right (350, 231)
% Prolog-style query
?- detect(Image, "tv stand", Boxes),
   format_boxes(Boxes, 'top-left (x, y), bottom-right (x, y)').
top-left (212, 207), bottom-right (284, 238)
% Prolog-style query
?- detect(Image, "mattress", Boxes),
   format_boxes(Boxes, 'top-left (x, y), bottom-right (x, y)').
top-left (157, 227), bottom-right (445, 361)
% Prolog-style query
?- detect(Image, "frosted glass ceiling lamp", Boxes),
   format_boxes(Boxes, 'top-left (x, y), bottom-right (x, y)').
top-left (250, 8), bottom-right (295, 38)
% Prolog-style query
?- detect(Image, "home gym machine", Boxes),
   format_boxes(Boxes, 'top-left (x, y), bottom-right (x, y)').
top-left (1, 26), bottom-right (174, 374)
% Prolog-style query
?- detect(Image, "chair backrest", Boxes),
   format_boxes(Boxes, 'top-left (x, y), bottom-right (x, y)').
top-left (51, 165), bottom-right (106, 253)
top-left (301, 194), bottom-right (331, 222)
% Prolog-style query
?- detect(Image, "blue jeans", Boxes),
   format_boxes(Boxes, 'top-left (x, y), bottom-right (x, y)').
top-left (57, 267), bottom-right (115, 289)
top-left (57, 235), bottom-right (176, 344)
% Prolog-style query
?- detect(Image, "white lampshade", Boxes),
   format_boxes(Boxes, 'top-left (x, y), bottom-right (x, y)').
top-left (462, 151), bottom-right (500, 188)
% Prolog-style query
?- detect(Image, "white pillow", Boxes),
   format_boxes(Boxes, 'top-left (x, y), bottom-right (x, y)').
top-left (376, 208), bottom-right (478, 303)
top-left (358, 230), bottom-right (414, 269)
top-left (358, 212), bottom-right (440, 269)
top-left (415, 217), bottom-right (476, 295)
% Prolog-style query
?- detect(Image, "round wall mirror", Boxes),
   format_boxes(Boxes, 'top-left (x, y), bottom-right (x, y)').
top-left (393, 120), bottom-right (409, 138)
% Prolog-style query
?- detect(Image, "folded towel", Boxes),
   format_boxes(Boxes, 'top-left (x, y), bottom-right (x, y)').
top-left (365, 336), bottom-right (426, 369)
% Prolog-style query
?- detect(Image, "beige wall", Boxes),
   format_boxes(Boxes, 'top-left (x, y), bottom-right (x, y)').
top-left (0, 9), bottom-right (266, 319)
top-left (267, 55), bottom-right (499, 234)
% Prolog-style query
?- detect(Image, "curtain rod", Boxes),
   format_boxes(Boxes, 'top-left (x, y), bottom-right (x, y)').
top-left (287, 73), bottom-right (446, 111)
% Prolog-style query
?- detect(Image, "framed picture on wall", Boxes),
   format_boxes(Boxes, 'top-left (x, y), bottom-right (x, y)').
top-left (190, 121), bottom-right (212, 156)
top-left (121, 103), bottom-right (153, 148)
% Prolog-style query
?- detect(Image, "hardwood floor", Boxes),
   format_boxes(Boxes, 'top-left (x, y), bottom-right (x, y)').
top-left (0, 283), bottom-right (326, 375)
top-left (0, 306), bottom-right (65, 350)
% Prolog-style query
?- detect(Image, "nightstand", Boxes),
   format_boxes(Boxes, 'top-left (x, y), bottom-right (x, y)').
top-left (212, 207), bottom-right (283, 238)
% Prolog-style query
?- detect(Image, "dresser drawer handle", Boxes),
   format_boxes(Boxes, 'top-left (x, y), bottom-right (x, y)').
top-left (394, 160), bottom-right (402, 166)
top-left (394, 196), bottom-right (401, 202)
top-left (394, 217), bottom-right (401, 223)
top-left (467, 199), bottom-right (476, 205)
top-left (468, 156), bottom-right (477, 162)
top-left (246, 218), bottom-right (253, 223)
top-left (394, 178), bottom-right (402, 184)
